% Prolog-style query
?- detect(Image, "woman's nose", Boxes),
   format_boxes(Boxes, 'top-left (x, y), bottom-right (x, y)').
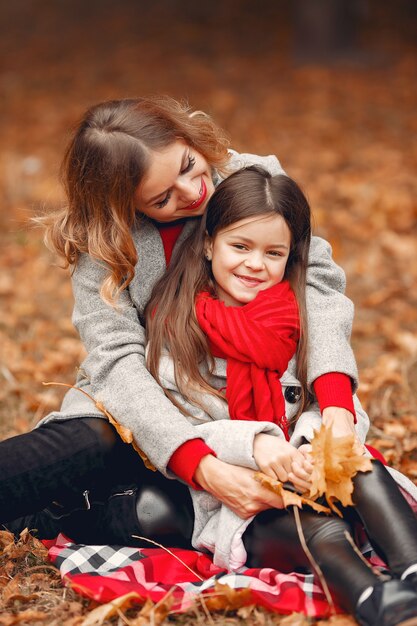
top-left (176, 179), bottom-right (199, 204)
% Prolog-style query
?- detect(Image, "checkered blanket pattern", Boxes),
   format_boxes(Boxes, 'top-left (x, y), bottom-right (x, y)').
top-left (45, 534), bottom-right (385, 616)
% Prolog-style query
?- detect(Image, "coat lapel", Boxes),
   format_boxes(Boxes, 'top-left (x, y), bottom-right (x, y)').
top-left (129, 216), bottom-right (200, 315)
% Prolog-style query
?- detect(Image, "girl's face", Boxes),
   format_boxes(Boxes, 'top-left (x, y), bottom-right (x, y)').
top-left (134, 140), bottom-right (215, 222)
top-left (205, 214), bottom-right (291, 307)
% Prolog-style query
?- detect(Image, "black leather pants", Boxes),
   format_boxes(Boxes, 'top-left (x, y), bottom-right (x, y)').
top-left (1, 418), bottom-right (193, 548)
top-left (243, 461), bottom-right (417, 613)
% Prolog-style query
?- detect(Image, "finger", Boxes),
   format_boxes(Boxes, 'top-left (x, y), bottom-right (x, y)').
top-left (256, 484), bottom-right (285, 510)
top-left (301, 457), bottom-right (314, 472)
top-left (282, 457), bottom-right (295, 475)
top-left (274, 467), bottom-right (289, 483)
top-left (291, 478), bottom-right (311, 494)
top-left (291, 460), bottom-right (311, 480)
top-left (259, 465), bottom-right (279, 480)
top-left (287, 472), bottom-right (311, 494)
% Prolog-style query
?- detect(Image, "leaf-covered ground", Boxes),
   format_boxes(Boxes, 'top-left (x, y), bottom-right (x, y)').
top-left (1, 1), bottom-right (416, 623)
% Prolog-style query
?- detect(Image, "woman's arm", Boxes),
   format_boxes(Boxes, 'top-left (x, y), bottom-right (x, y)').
top-left (195, 455), bottom-right (285, 519)
top-left (190, 420), bottom-right (311, 512)
top-left (306, 236), bottom-right (359, 391)
top-left (70, 253), bottom-right (213, 474)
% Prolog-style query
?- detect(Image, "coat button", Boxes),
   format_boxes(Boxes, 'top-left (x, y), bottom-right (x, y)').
top-left (284, 386), bottom-right (300, 404)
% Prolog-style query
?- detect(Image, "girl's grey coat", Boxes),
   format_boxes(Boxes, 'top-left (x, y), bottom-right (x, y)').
top-left (39, 150), bottom-right (358, 475)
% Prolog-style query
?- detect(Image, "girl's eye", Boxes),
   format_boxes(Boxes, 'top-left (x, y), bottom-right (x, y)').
top-left (181, 155), bottom-right (196, 174)
top-left (267, 251), bottom-right (283, 257)
top-left (232, 243), bottom-right (247, 250)
top-left (155, 191), bottom-right (172, 209)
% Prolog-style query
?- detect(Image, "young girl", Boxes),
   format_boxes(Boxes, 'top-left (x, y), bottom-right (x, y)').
top-left (1, 96), bottom-right (362, 544)
top-left (145, 166), bottom-right (417, 626)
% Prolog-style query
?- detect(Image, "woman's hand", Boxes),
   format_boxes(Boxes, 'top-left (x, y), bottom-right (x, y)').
top-left (322, 406), bottom-right (366, 455)
top-left (194, 454), bottom-right (285, 519)
top-left (253, 433), bottom-right (311, 493)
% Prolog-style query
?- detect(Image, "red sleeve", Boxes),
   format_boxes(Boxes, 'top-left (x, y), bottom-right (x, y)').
top-left (168, 439), bottom-right (216, 489)
top-left (313, 372), bottom-right (356, 423)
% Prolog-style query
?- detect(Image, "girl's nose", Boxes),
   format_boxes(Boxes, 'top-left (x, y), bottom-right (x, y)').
top-left (244, 252), bottom-right (265, 270)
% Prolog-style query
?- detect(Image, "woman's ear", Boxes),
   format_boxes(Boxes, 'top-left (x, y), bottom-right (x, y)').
top-left (204, 234), bottom-right (213, 261)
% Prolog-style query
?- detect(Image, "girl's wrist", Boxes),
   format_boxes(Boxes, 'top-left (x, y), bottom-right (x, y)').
top-left (322, 406), bottom-right (355, 426)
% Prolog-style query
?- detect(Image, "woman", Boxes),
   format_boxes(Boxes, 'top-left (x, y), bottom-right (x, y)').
top-left (2, 96), bottom-right (360, 546)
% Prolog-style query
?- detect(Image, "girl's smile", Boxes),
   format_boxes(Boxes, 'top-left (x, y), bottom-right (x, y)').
top-left (135, 140), bottom-right (214, 222)
top-left (205, 213), bottom-right (291, 307)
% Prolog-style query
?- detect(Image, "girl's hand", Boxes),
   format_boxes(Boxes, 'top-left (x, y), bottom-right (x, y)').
top-left (194, 454), bottom-right (285, 519)
top-left (322, 407), bottom-right (366, 455)
top-left (288, 443), bottom-right (313, 492)
top-left (253, 433), bottom-right (311, 493)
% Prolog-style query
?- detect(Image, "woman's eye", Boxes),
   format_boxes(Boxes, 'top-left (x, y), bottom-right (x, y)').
top-left (155, 192), bottom-right (172, 209)
top-left (181, 155), bottom-right (196, 174)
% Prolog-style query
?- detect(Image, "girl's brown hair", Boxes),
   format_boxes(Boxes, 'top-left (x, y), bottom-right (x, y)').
top-left (40, 96), bottom-right (230, 303)
top-left (146, 166), bottom-right (312, 417)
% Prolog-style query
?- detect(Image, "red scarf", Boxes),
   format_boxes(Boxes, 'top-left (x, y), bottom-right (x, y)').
top-left (195, 282), bottom-right (299, 438)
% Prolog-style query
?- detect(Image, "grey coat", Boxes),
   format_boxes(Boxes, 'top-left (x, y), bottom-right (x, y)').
top-left (157, 353), bottom-right (417, 570)
top-left (38, 150), bottom-right (358, 476)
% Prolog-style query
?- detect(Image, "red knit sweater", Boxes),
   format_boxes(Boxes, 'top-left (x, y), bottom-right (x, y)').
top-left (157, 222), bottom-right (354, 488)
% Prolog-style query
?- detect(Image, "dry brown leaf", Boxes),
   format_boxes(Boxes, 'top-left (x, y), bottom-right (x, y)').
top-left (80, 591), bottom-right (143, 626)
top-left (0, 531), bottom-right (15, 551)
top-left (309, 425), bottom-right (373, 515)
top-left (1, 573), bottom-right (40, 607)
top-left (254, 473), bottom-right (331, 515)
top-left (279, 613), bottom-right (312, 625)
top-left (129, 592), bottom-right (174, 625)
top-left (316, 614), bottom-right (357, 625)
top-left (0, 609), bottom-right (49, 625)
top-left (202, 582), bottom-right (253, 612)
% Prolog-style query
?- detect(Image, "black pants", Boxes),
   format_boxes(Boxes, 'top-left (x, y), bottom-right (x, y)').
top-left (2, 420), bottom-right (417, 613)
top-left (1, 417), bottom-right (193, 547)
top-left (243, 461), bottom-right (417, 612)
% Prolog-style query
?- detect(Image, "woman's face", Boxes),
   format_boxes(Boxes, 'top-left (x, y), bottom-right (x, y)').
top-left (135, 140), bottom-right (215, 222)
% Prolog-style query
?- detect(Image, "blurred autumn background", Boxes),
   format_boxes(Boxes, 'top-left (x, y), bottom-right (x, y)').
top-left (1, 0), bottom-right (417, 623)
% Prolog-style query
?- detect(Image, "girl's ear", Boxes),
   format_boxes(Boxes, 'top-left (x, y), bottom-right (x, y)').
top-left (204, 234), bottom-right (213, 261)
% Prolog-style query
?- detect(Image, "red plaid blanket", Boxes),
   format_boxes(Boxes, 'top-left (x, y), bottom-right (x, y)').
top-left (45, 534), bottom-right (387, 617)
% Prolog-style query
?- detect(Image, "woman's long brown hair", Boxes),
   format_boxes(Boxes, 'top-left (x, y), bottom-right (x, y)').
top-left (38, 96), bottom-right (230, 303)
top-left (146, 166), bottom-right (312, 417)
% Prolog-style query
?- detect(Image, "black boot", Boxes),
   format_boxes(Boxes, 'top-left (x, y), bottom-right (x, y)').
top-left (355, 579), bottom-right (417, 626)
top-left (401, 565), bottom-right (417, 592)
top-left (0, 418), bottom-right (122, 525)
top-left (352, 461), bottom-right (417, 580)
top-left (5, 473), bottom-right (194, 549)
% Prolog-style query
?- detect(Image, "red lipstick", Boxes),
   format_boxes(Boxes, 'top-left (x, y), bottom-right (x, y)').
top-left (182, 178), bottom-right (207, 211)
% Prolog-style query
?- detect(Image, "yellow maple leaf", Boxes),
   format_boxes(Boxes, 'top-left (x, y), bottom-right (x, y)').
top-left (254, 472), bottom-right (331, 515)
top-left (309, 425), bottom-right (373, 516)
